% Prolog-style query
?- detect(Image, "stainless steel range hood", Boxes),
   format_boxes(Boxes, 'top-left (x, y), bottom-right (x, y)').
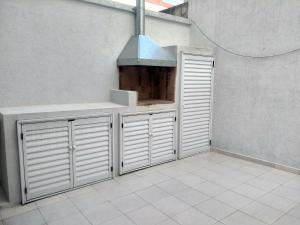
top-left (117, 0), bottom-right (176, 67)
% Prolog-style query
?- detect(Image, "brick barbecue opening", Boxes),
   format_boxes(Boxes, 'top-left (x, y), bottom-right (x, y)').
top-left (119, 66), bottom-right (176, 106)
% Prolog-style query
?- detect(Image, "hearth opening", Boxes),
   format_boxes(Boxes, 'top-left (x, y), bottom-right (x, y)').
top-left (119, 66), bottom-right (176, 106)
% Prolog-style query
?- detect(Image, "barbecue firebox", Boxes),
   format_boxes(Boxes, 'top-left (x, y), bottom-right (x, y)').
top-left (117, 0), bottom-right (177, 105)
top-left (119, 66), bottom-right (176, 105)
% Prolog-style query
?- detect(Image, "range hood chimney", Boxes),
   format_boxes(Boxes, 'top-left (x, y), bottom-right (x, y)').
top-left (117, 0), bottom-right (176, 67)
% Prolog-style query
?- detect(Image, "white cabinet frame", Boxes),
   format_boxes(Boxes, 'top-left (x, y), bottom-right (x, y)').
top-left (119, 110), bottom-right (177, 175)
top-left (17, 114), bottom-right (113, 204)
top-left (179, 51), bottom-right (215, 159)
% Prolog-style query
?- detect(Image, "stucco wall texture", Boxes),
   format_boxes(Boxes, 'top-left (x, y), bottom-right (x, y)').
top-left (189, 0), bottom-right (300, 169)
top-left (0, 0), bottom-right (190, 107)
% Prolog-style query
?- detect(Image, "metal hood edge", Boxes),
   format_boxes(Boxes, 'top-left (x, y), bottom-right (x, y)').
top-left (117, 0), bottom-right (177, 67)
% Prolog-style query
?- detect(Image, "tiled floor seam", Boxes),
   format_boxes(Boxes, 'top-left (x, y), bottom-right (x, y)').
top-left (194, 166), bottom-right (261, 189)
top-left (225, 209), bottom-right (266, 224)
top-left (269, 211), bottom-right (291, 225)
top-left (195, 163), bottom-right (298, 224)
top-left (133, 185), bottom-right (179, 224)
top-left (1, 153), bottom-right (299, 225)
top-left (67, 189), bottom-right (140, 225)
top-left (0, 204), bottom-right (38, 221)
top-left (212, 160), bottom-right (271, 178)
top-left (106, 194), bottom-right (141, 225)
top-left (66, 191), bottom-right (94, 225)
top-left (209, 196), bottom-right (255, 220)
top-left (213, 187), bottom-right (288, 224)
top-left (242, 208), bottom-right (282, 225)
top-left (190, 204), bottom-right (228, 224)
top-left (36, 205), bottom-right (48, 225)
top-left (207, 167), bottom-right (279, 195)
top-left (121, 213), bottom-right (139, 225)
top-left (229, 185), bottom-right (271, 201)
top-left (131, 179), bottom-right (205, 224)
top-left (67, 192), bottom-right (140, 225)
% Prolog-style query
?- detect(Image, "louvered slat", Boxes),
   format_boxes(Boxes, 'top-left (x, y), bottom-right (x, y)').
top-left (151, 112), bottom-right (176, 165)
top-left (180, 53), bottom-right (213, 158)
top-left (73, 117), bottom-right (111, 187)
top-left (121, 116), bottom-right (150, 173)
top-left (120, 111), bottom-right (176, 174)
top-left (22, 121), bottom-right (72, 201)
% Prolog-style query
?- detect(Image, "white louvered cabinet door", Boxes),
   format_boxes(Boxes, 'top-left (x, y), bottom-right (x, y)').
top-left (120, 114), bottom-right (151, 174)
top-left (151, 112), bottom-right (176, 165)
top-left (21, 121), bottom-right (73, 201)
top-left (72, 117), bottom-right (112, 187)
top-left (180, 53), bottom-right (214, 158)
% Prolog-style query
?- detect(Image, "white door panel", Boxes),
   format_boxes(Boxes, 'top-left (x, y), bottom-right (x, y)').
top-left (21, 121), bottom-right (73, 201)
top-left (72, 117), bottom-right (112, 187)
top-left (120, 111), bottom-right (176, 174)
top-left (151, 112), bottom-right (176, 165)
top-left (19, 115), bottom-right (113, 203)
top-left (120, 114), bottom-right (151, 174)
top-left (180, 53), bottom-right (214, 158)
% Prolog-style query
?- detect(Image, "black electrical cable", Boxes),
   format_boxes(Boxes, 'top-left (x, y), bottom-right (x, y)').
top-left (191, 20), bottom-right (300, 59)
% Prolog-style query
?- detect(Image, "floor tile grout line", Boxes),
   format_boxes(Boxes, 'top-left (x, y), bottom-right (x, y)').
top-left (120, 210), bottom-right (139, 225)
top-left (106, 191), bottom-right (147, 225)
top-left (130, 178), bottom-right (194, 224)
top-left (213, 179), bottom-right (290, 216)
top-left (194, 203), bottom-right (238, 224)
top-left (184, 157), bottom-right (296, 223)
top-left (214, 178), bottom-right (297, 224)
top-left (270, 210), bottom-right (299, 225)
top-left (65, 190), bottom-right (94, 225)
top-left (0, 203), bottom-right (39, 222)
top-left (114, 156), bottom-right (291, 224)
top-left (221, 209), bottom-right (269, 225)
top-left (0, 152), bottom-right (298, 225)
top-left (236, 206), bottom-right (284, 225)
top-left (195, 163), bottom-right (300, 224)
top-left (138, 179), bottom-right (220, 224)
top-left (68, 184), bottom-right (140, 225)
top-left (36, 205), bottom-right (48, 225)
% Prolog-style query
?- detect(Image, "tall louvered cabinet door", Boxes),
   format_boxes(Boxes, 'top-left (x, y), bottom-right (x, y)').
top-left (180, 53), bottom-right (214, 158)
top-left (20, 121), bottom-right (73, 201)
top-left (72, 117), bottom-right (112, 187)
top-left (151, 112), bottom-right (176, 165)
top-left (120, 114), bottom-right (151, 174)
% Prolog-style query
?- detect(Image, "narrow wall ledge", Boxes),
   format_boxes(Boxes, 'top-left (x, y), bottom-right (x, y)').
top-left (81, 0), bottom-right (191, 25)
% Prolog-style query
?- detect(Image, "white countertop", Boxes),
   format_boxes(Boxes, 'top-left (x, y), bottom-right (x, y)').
top-left (0, 102), bottom-right (125, 115)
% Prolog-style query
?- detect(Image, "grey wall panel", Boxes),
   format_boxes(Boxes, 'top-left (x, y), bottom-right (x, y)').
top-left (188, 0), bottom-right (300, 169)
top-left (0, 0), bottom-right (190, 107)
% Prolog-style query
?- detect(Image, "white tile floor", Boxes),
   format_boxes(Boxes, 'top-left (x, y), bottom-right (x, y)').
top-left (0, 152), bottom-right (299, 225)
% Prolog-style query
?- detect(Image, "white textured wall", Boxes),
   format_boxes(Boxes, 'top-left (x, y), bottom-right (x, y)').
top-left (189, 0), bottom-right (300, 169)
top-left (0, 0), bottom-right (190, 107)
